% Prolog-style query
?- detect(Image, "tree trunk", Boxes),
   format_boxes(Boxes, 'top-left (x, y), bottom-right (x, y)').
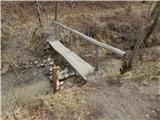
top-left (120, 2), bottom-right (160, 74)
top-left (35, 1), bottom-right (42, 27)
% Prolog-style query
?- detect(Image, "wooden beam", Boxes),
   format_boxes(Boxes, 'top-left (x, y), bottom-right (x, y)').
top-left (52, 65), bottom-right (57, 93)
top-left (54, 2), bottom-right (58, 39)
top-left (54, 2), bottom-right (58, 21)
top-left (95, 45), bottom-right (99, 71)
top-left (54, 21), bottom-right (126, 57)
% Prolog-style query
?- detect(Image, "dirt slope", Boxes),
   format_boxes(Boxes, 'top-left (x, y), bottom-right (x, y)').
top-left (86, 75), bottom-right (159, 120)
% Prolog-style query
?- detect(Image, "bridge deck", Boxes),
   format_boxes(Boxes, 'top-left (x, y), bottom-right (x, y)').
top-left (48, 40), bottom-right (95, 79)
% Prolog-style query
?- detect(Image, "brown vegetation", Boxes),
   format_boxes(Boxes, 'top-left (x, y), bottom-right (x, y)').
top-left (1, 1), bottom-right (160, 120)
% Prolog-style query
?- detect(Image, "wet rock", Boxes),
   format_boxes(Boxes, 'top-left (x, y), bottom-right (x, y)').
top-left (56, 80), bottom-right (60, 90)
top-left (40, 63), bottom-right (45, 67)
top-left (58, 74), bottom-right (64, 80)
top-left (54, 66), bottom-right (60, 70)
top-left (34, 61), bottom-right (38, 65)
top-left (60, 81), bottom-right (64, 86)
top-left (69, 72), bottom-right (75, 76)
top-left (43, 60), bottom-right (47, 65)
top-left (47, 57), bottom-right (51, 62)
top-left (57, 80), bottom-right (60, 87)
top-left (1, 64), bottom-right (10, 75)
top-left (49, 62), bottom-right (54, 66)
top-left (64, 73), bottom-right (69, 78)
top-left (49, 67), bottom-right (53, 72)
top-left (59, 68), bottom-right (69, 75)
top-left (30, 61), bottom-right (33, 65)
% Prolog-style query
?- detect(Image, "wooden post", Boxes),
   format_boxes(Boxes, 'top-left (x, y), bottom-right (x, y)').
top-left (52, 65), bottom-right (57, 93)
top-left (54, 2), bottom-right (58, 40)
top-left (95, 45), bottom-right (99, 71)
top-left (54, 2), bottom-right (58, 21)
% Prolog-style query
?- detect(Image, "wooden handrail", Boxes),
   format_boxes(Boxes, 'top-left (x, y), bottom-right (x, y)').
top-left (54, 21), bottom-right (126, 57)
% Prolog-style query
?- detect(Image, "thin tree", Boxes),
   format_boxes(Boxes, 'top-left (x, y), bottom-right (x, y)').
top-left (35, 1), bottom-right (42, 27)
top-left (120, 2), bottom-right (160, 74)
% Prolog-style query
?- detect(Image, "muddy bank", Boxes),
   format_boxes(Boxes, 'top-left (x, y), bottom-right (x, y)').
top-left (1, 67), bottom-right (51, 116)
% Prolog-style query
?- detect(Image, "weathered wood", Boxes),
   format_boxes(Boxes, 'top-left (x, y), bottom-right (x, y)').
top-left (54, 2), bottom-right (58, 39)
top-left (52, 65), bottom-right (57, 93)
top-left (54, 21), bottom-right (126, 57)
top-left (95, 45), bottom-right (99, 71)
top-left (54, 2), bottom-right (58, 21)
top-left (48, 40), bottom-right (94, 79)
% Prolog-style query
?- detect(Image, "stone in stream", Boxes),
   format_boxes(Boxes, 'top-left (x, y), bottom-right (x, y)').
top-left (57, 80), bottom-right (60, 87)
top-left (57, 66), bottom-right (60, 70)
top-left (59, 68), bottom-right (69, 75)
top-left (30, 61), bottom-right (33, 65)
top-left (57, 80), bottom-right (60, 90)
top-left (47, 57), bottom-right (51, 62)
top-left (56, 68), bottom-right (69, 80)
top-left (64, 73), bottom-right (69, 78)
top-left (37, 62), bottom-right (46, 67)
top-left (49, 62), bottom-right (54, 66)
top-left (34, 61), bottom-right (38, 65)
top-left (58, 74), bottom-right (64, 80)
top-left (49, 67), bottom-right (53, 72)
top-left (69, 72), bottom-right (75, 76)
top-left (42, 60), bottom-right (49, 67)
top-left (60, 81), bottom-right (64, 86)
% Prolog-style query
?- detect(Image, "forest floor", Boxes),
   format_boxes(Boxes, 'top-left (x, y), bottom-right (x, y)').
top-left (1, 1), bottom-right (160, 120)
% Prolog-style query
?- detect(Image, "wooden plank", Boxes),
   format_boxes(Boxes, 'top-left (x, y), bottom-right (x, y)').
top-left (54, 21), bottom-right (126, 57)
top-left (48, 40), bottom-right (95, 79)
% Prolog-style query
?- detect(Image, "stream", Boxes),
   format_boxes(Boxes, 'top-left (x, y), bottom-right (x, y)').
top-left (1, 67), bottom-right (51, 116)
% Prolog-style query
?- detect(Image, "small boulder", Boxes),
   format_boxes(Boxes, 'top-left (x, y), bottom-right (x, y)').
top-left (64, 73), bottom-right (69, 78)
top-left (34, 61), bottom-right (38, 65)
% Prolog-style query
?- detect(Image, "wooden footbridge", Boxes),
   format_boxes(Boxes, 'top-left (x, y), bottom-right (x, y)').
top-left (46, 2), bottom-right (126, 80)
top-left (46, 21), bottom-right (125, 80)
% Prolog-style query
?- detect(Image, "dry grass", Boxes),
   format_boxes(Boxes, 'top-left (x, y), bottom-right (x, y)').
top-left (3, 88), bottom-right (89, 120)
top-left (119, 58), bottom-right (160, 85)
